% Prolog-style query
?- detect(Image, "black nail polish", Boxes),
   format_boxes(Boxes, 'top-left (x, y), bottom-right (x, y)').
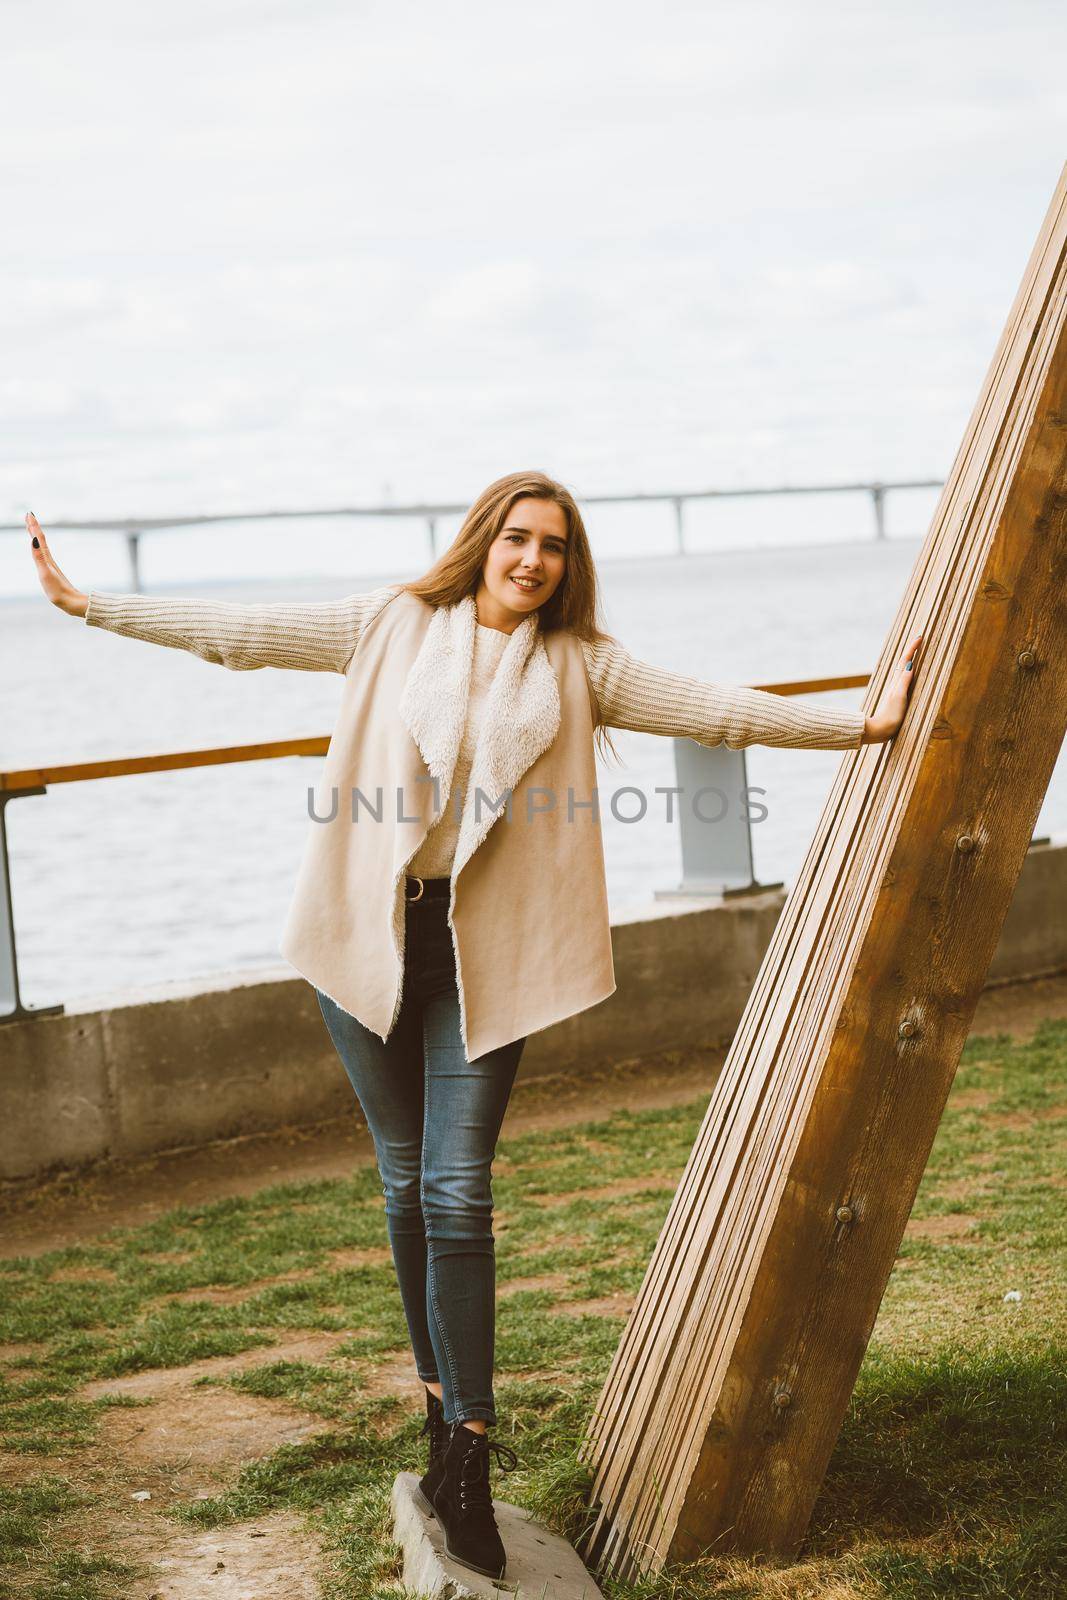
top-left (32, 535), bottom-right (39, 548)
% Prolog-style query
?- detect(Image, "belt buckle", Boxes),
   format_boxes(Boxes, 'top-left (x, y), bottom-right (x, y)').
top-left (406, 875), bottom-right (425, 903)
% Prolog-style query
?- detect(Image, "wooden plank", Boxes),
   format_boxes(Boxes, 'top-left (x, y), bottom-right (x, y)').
top-left (0, 736), bottom-right (330, 791)
top-left (579, 164), bottom-right (1067, 1578)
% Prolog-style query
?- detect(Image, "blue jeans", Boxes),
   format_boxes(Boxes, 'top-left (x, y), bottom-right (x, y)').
top-left (315, 888), bottom-right (525, 1427)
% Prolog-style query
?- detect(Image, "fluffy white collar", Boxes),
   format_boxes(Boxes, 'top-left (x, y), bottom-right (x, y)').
top-left (397, 591), bottom-right (561, 880)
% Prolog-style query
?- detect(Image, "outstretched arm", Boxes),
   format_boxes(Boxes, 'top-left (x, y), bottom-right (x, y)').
top-left (81, 588), bottom-right (401, 673)
top-left (27, 512), bottom-right (399, 674)
top-left (579, 634), bottom-right (922, 750)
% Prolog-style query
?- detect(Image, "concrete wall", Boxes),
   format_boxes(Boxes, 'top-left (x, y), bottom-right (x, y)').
top-left (2, 839), bottom-right (1064, 1184)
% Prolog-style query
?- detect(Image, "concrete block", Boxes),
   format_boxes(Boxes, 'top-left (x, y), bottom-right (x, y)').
top-left (987, 837), bottom-right (1067, 981)
top-left (0, 1009), bottom-right (112, 1177)
top-left (390, 1471), bottom-right (605, 1599)
top-left (99, 968), bottom-right (351, 1157)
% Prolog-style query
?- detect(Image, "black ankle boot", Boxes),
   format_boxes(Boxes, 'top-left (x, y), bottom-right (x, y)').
top-left (430, 1419), bottom-right (519, 1580)
top-left (413, 1387), bottom-right (449, 1516)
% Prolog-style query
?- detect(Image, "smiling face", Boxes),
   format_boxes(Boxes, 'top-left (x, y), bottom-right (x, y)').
top-left (475, 497), bottom-right (569, 631)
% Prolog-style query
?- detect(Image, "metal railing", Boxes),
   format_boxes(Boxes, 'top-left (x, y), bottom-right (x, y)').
top-left (1, 671), bottom-right (875, 1022)
top-left (0, 478), bottom-right (943, 592)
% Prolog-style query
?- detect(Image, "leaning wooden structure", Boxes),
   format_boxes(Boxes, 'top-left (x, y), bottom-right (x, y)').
top-left (578, 164), bottom-right (1067, 1577)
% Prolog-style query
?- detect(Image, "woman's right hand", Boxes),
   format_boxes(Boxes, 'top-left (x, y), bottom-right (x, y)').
top-left (26, 513), bottom-right (89, 617)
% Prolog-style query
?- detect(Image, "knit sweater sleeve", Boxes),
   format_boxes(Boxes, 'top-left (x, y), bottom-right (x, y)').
top-left (83, 583), bottom-right (402, 673)
top-left (578, 636), bottom-right (867, 751)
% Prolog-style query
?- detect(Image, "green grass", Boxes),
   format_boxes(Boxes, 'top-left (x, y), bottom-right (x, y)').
top-left (0, 1476), bottom-right (142, 1598)
top-left (0, 1019), bottom-right (1064, 1598)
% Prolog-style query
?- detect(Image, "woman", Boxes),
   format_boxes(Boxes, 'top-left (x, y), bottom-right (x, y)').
top-left (27, 473), bottom-right (920, 1582)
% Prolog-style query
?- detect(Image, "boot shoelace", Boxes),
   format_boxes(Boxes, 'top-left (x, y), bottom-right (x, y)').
top-left (419, 1406), bottom-right (448, 1453)
top-left (457, 1435), bottom-right (519, 1517)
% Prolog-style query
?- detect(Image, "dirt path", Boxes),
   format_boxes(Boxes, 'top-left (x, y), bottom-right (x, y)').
top-left (22, 1329), bottom-right (370, 1599)
top-left (3, 971), bottom-right (1065, 1261)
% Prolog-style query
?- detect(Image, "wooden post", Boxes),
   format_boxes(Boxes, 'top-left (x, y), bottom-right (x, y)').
top-left (578, 165), bottom-right (1067, 1577)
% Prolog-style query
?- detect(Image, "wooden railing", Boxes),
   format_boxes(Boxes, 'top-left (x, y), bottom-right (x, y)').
top-left (0, 670), bottom-right (873, 1022)
top-left (0, 672), bottom-right (871, 796)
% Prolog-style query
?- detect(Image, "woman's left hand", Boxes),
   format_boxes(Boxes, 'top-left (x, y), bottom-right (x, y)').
top-left (862, 632), bottom-right (924, 743)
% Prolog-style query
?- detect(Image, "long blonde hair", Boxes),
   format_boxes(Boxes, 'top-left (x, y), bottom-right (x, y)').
top-left (396, 470), bottom-right (622, 763)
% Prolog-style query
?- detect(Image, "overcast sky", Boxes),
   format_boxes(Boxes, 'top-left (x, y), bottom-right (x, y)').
top-left (3, 0), bottom-right (1066, 574)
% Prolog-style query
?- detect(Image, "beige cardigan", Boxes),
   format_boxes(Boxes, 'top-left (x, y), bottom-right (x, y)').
top-left (84, 583), bottom-right (866, 1058)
